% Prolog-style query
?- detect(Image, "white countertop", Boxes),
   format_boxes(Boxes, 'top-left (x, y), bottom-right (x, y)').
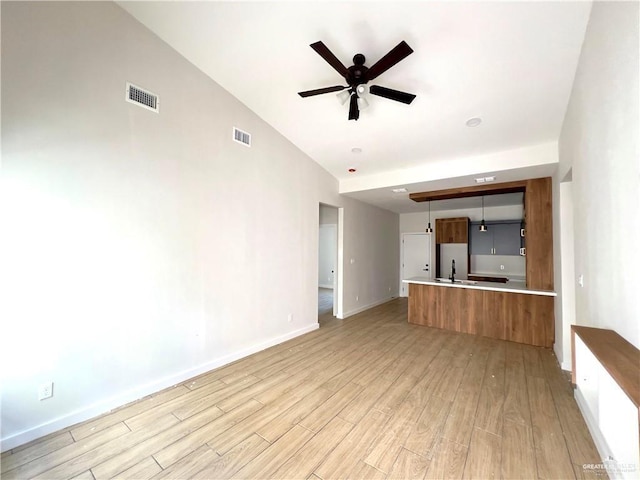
top-left (402, 276), bottom-right (557, 297)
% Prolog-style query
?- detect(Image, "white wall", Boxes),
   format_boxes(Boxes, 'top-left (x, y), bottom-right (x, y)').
top-left (341, 141), bottom-right (559, 194)
top-left (401, 204), bottom-right (525, 231)
top-left (558, 1), bottom-right (640, 350)
top-left (470, 255), bottom-right (525, 279)
top-left (0, 2), bottom-right (398, 449)
top-left (553, 177), bottom-right (576, 370)
top-left (340, 197), bottom-right (399, 318)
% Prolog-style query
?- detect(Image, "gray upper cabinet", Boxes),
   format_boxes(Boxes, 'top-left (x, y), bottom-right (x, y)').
top-left (470, 226), bottom-right (494, 254)
top-left (470, 221), bottom-right (522, 256)
top-left (493, 222), bottom-right (521, 255)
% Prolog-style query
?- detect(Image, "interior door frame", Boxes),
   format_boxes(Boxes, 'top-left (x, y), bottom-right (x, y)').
top-left (318, 203), bottom-right (343, 319)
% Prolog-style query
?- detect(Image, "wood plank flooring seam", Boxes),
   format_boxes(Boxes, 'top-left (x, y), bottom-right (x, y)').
top-left (540, 360), bottom-right (596, 474)
top-left (3, 422), bottom-right (135, 480)
top-left (4, 299), bottom-right (602, 480)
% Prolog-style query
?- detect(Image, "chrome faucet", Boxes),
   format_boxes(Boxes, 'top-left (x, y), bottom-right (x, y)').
top-left (450, 259), bottom-right (456, 282)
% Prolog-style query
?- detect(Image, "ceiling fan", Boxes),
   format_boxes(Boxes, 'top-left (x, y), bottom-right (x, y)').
top-left (298, 40), bottom-right (416, 121)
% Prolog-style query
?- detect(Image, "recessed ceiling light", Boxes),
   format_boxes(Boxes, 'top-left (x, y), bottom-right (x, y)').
top-left (392, 188), bottom-right (408, 193)
top-left (466, 117), bottom-right (482, 127)
top-left (351, 147), bottom-right (363, 154)
top-left (475, 175), bottom-right (496, 184)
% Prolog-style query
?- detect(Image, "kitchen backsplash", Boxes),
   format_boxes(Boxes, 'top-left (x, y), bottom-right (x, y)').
top-left (440, 243), bottom-right (469, 279)
top-left (470, 254), bottom-right (525, 279)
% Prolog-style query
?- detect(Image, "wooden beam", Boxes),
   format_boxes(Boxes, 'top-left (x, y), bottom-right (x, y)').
top-left (409, 180), bottom-right (527, 202)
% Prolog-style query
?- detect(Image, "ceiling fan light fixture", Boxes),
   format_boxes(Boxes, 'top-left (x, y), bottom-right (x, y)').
top-left (357, 95), bottom-right (369, 110)
top-left (299, 40), bottom-right (416, 120)
top-left (337, 89), bottom-right (350, 105)
top-left (348, 93), bottom-right (360, 121)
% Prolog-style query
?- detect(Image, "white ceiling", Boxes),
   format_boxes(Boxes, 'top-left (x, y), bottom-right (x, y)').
top-left (118, 1), bottom-right (592, 213)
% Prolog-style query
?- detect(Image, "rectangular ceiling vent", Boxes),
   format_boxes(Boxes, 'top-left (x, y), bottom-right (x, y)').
top-left (126, 82), bottom-right (159, 113)
top-left (233, 127), bottom-right (251, 147)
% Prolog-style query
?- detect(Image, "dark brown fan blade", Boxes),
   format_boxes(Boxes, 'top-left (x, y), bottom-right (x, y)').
top-left (310, 41), bottom-right (349, 79)
top-left (367, 41), bottom-right (414, 81)
top-left (369, 85), bottom-right (416, 104)
top-left (348, 94), bottom-right (360, 121)
top-left (298, 85), bottom-right (348, 98)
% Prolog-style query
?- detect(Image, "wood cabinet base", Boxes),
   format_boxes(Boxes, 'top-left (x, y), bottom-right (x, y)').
top-left (408, 284), bottom-right (554, 347)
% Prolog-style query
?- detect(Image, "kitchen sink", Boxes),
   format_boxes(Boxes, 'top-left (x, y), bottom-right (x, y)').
top-left (435, 278), bottom-right (478, 285)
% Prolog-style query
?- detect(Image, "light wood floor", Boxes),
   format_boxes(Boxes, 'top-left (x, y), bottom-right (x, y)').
top-left (318, 288), bottom-right (333, 316)
top-left (1, 298), bottom-right (604, 479)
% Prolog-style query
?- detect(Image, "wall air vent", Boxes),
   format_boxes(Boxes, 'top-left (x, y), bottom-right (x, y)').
top-left (233, 127), bottom-right (251, 147)
top-left (126, 82), bottom-right (159, 113)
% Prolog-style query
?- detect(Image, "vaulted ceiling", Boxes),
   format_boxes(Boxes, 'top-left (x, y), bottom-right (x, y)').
top-left (118, 1), bottom-right (592, 213)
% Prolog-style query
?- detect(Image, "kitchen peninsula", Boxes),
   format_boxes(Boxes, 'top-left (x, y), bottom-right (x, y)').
top-left (404, 277), bottom-right (556, 347)
top-left (407, 177), bottom-right (556, 348)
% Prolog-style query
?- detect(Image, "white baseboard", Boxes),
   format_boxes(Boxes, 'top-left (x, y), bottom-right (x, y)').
top-left (575, 388), bottom-right (608, 464)
top-left (553, 342), bottom-right (573, 371)
top-left (339, 296), bottom-right (395, 319)
top-left (0, 323), bottom-right (318, 451)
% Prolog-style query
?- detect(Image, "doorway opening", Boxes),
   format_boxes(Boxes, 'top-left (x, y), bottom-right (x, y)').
top-left (318, 204), bottom-right (341, 324)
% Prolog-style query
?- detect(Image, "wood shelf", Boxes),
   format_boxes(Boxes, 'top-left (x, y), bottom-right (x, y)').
top-left (571, 325), bottom-right (640, 408)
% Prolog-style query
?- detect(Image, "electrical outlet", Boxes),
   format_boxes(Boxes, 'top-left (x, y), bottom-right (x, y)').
top-left (38, 381), bottom-right (53, 401)
top-left (578, 275), bottom-right (584, 287)
top-left (500, 265), bottom-right (505, 270)
top-left (356, 295), bottom-right (359, 302)
top-left (287, 313), bottom-right (293, 323)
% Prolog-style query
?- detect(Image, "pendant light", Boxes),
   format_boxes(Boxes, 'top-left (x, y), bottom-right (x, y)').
top-left (425, 201), bottom-right (433, 234)
top-left (479, 196), bottom-right (488, 232)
